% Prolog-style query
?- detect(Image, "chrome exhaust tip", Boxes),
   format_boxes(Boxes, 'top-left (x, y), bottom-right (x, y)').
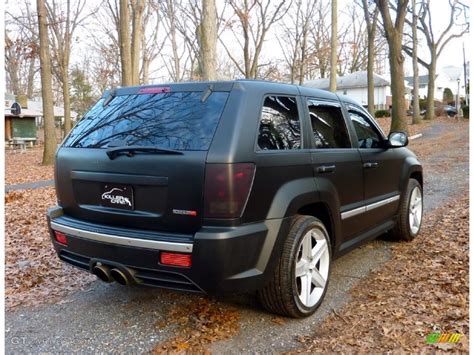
top-left (92, 264), bottom-right (113, 283)
top-left (110, 268), bottom-right (130, 285)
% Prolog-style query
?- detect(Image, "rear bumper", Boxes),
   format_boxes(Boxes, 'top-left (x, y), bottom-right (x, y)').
top-left (47, 206), bottom-right (290, 293)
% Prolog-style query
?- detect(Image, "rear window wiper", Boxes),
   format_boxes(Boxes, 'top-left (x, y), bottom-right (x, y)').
top-left (106, 146), bottom-right (183, 160)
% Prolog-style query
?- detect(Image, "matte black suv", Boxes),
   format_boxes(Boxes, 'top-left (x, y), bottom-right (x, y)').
top-left (47, 80), bottom-right (423, 318)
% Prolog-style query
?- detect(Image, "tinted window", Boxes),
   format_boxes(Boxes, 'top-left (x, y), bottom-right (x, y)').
top-left (349, 110), bottom-right (383, 148)
top-left (62, 91), bottom-right (229, 150)
top-left (307, 100), bottom-right (351, 148)
top-left (257, 96), bottom-right (301, 150)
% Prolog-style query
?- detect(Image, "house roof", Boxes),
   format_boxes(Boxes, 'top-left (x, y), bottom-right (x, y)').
top-left (405, 74), bottom-right (435, 86)
top-left (4, 98), bottom-right (78, 118)
top-left (304, 71), bottom-right (391, 90)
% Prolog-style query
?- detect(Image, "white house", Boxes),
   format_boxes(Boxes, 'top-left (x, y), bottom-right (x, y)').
top-left (405, 66), bottom-right (466, 102)
top-left (304, 71), bottom-right (411, 110)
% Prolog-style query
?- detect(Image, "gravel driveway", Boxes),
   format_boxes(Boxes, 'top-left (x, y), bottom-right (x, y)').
top-left (5, 119), bottom-right (468, 353)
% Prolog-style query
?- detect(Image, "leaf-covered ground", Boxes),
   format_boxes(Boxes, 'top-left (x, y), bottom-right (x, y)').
top-left (4, 187), bottom-right (95, 309)
top-left (153, 297), bottom-right (240, 353)
top-left (5, 148), bottom-right (54, 185)
top-left (292, 196), bottom-right (469, 353)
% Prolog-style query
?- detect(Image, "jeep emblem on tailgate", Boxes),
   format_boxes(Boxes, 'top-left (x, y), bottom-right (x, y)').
top-left (101, 188), bottom-right (132, 207)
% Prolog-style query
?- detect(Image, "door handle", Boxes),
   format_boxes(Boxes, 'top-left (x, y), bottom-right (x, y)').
top-left (315, 164), bottom-right (336, 174)
top-left (363, 162), bottom-right (379, 169)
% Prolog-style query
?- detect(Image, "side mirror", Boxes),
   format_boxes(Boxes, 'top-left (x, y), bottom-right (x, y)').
top-left (387, 131), bottom-right (408, 148)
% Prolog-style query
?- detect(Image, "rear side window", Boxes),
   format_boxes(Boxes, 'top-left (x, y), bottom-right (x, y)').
top-left (62, 91), bottom-right (229, 150)
top-left (349, 110), bottom-right (383, 149)
top-left (257, 95), bottom-right (301, 150)
top-left (307, 99), bottom-right (351, 148)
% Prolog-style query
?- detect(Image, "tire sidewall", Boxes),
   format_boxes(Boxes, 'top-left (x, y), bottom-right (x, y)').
top-left (405, 180), bottom-right (423, 239)
top-left (290, 218), bottom-right (332, 316)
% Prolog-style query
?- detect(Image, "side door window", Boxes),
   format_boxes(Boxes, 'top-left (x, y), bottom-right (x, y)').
top-left (257, 95), bottom-right (301, 150)
top-left (349, 110), bottom-right (383, 149)
top-left (307, 100), bottom-right (351, 148)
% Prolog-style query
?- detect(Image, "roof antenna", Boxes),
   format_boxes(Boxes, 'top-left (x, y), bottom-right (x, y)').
top-left (103, 88), bottom-right (117, 107)
top-left (201, 84), bottom-right (214, 103)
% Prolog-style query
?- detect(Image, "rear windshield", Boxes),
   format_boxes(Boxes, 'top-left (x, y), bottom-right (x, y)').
top-left (62, 91), bottom-right (229, 150)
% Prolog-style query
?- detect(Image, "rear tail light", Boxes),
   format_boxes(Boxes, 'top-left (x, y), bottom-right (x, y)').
top-left (53, 230), bottom-right (68, 246)
top-left (160, 252), bottom-right (192, 267)
top-left (203, 163), bottom-right (255, 218)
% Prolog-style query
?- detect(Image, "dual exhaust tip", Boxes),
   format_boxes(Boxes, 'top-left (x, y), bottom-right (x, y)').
top-left (92, 264), bottom-right (132, 285)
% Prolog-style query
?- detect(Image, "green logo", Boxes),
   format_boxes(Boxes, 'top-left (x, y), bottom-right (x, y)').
top-left (426, 332), bottom-right (462, 344)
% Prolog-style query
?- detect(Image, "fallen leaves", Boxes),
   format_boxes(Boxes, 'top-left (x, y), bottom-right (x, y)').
top-left (152, 297), bottom-right (240, 353)
top-left (4, 187), bottom-right (95, 310)
top-left (5, 148), bottom-right (54, 185)
top-left (291, 196), bottom-right (469, 353)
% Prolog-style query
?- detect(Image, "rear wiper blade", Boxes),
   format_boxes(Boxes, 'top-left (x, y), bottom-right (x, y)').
top-left (106, 146), bottom-right (183, 160)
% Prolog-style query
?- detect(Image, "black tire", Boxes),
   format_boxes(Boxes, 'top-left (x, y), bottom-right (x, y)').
top-left (390, 178), bottom-right (423, 241)
top-left (258, 215), bottom-right (332, 318)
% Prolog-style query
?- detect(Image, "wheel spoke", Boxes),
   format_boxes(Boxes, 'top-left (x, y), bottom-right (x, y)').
top-left (302, 233), bottom-right (312, 259)
top-left (414, 198), bottom-right (422, 208)
top-left (311, 268), bottom-right (326, 288)
top-left (310, 240), bottom-right (327, 267)
top-left (295, 259), bottom-right (306, 277)
top-left (299, 273), bottom-right (310, 304)
top-left (413, 213), bottom-right (420, 227)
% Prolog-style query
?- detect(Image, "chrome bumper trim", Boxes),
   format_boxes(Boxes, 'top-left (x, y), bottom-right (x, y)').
top-left (50, 221), bottom-right (193, 252)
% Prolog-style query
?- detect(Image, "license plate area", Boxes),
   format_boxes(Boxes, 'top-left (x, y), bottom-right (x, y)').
top-left (101, 183), bottom-right (134, 210)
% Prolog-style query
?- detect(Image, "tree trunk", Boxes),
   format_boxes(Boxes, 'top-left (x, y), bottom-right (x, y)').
top-left (37, 0), bottom-right (57, 165)
top-left (329, 0), bottom-right (337, 92)
top-left (27, 57), bottom-right (36, 98)
top-left (425, 51), bottom-right (436, 120)
top-left (62, 65), bottom-right (72, 135)
top-left (119, 0), bottom-right (132, 86)
top-left (200, 0), bottom-right (217, 80)
top-left (388, 32), bottom-right (407, 132)
top-left (411, 0), bottom-right (421, 124)
top-left (131, 0), bottom-right (144, 85)
top-left (299, 27), bottom-right (309, 86)
top-left (142, 58), bottom-right (150, 84)
top-left (367, 29), bottom-right (375, 116)
top-left (167, 0), bottom-right (181, 81)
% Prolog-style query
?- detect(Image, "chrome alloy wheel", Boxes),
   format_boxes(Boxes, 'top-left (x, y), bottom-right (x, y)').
top-left (295, 228), bottom-right (330, 308)
top-left (409, 186), bottom-right (423, 235)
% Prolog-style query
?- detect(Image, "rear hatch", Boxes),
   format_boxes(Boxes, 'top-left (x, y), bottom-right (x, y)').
top-left (55, 83), bottom-right (232, 235)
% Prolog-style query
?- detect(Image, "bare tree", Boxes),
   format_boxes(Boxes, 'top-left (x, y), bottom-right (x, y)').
top-left (5, 2), bottom-right (39, 98)
top-left (361, 0), bottom-right (379, 116)
top-left (46, 0), bottom-right (88, 135)
top-left (130, 0), bottom-right (144, 85)
top-left (141, 0), bottom-right (165, 83)
top-left (119, 0), bottom-right (132, 86)
top-left (375, 0), bottom-right (409, 132)
top-left (37, 0), bottom-right (56, 165)
top-left (200, 0), bottom-right (217, 80)
top-left (278, 0), bottom-right (316, 84)
top-left (329, 0), bottom-right (337, 91)
top-left (402, 0), bottom-right (469, 119)
top-left (410, 0), bottom-right (421, 124)
top-left (87, 0), bottom-right (121, 92)
top-left (306, 1), bottom-right (331, 79)
top-left (159, 0), bottom-right (186, 81)
top-left (221, 0), bottom-right (290, 79)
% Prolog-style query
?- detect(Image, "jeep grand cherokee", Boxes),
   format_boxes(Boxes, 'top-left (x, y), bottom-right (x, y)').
top-left (47, 80), bottom-right (423, 318)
